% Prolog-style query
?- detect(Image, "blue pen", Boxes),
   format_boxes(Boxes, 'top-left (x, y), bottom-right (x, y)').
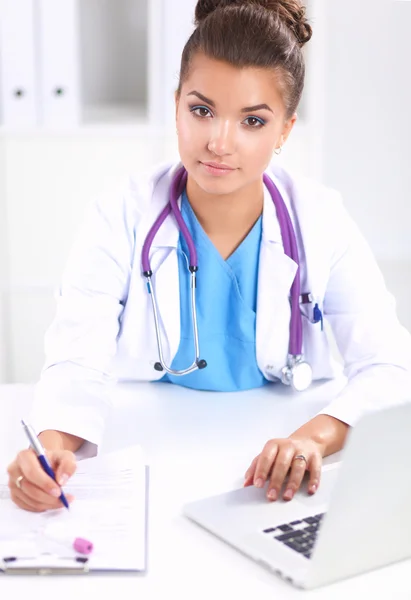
top-left (21, 419), bottom-right (69, 510)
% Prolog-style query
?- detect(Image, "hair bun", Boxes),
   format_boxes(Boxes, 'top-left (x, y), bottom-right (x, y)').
top-left (269, 0), bottom-right (312, 46)
top-left (194, 0), bottom-right (312, 47)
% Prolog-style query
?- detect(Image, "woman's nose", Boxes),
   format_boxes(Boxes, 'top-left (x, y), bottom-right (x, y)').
top-left (207, 118), bottom-right (236, 156)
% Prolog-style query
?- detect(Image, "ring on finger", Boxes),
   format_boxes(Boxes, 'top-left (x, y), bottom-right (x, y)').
top-left (16, 475), bottom-right (24, 489)
top-left (293, 454), bottom-right (308, 467)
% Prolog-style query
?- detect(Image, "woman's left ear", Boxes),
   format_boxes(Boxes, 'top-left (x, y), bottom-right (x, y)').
top-left (281, 112), bottom-right (298, 144)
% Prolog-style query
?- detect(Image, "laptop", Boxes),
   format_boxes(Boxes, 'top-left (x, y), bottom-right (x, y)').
top-left (183, 401), bottom-right (411, 589)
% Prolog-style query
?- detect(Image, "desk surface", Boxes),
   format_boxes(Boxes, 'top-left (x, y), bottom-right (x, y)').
top-left (1, 379), bottom-right (410, 599)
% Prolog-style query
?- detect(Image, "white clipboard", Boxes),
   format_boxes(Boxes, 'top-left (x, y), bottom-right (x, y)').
top-left (0, 449), bottom-right (149, 575)
top-left (1, 555), bottom-right (90, 575)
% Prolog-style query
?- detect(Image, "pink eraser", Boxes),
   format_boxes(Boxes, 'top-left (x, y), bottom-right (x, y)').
top-left (73, 537), bottom-right (94, 555)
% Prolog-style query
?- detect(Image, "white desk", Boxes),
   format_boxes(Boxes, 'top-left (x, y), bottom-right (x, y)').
top-left (1, 379), bottom-right (410, 599)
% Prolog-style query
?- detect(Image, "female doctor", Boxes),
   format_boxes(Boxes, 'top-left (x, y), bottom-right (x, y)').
top-left (7, 0), bottom-right (411, 512)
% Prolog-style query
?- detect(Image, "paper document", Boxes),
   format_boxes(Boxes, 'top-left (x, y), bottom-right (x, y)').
top-left (0, 446), bottom-right (148, 572)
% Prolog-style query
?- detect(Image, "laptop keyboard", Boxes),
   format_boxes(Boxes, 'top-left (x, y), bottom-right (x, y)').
top-left (262, 513), bottom-right (325, 559)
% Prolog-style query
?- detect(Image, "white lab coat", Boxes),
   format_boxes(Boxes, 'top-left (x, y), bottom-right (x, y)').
top-left (31, 160), bottom-right (411, 456)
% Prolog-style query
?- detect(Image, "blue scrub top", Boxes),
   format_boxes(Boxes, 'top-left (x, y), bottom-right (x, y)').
top-left (160, 188), bottom-right (269, 392)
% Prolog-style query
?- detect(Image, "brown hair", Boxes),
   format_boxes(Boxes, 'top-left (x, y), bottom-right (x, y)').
top-left (176, 0), bottom-right (313, 121)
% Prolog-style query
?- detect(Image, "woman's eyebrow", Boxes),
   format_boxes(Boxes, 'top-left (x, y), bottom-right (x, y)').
top-left (187, 90), bottom-right (274, 113)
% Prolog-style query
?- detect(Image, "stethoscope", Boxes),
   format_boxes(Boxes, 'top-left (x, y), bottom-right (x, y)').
top-left (141, 166), bottom-right (313, 392)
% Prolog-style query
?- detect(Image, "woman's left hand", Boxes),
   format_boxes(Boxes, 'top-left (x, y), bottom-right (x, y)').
top-left (243, 437), bottom-right (325, 501)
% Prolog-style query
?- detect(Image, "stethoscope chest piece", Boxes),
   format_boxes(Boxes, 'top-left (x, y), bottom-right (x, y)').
top-left (281, 355), bottom-right (313, 392)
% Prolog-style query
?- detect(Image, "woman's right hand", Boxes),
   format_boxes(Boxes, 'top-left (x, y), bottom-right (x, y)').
top-left (7, 448), bottom-right (77, 512)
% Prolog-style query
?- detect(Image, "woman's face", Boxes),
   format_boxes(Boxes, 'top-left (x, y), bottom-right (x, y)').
top-left (175, 52), bottom-right (296, 196)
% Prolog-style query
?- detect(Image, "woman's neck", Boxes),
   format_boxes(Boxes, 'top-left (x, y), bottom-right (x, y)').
top-left (185, 174), bottom-right (264, 237)
top-left (185, 174), bottom-right (264, 261)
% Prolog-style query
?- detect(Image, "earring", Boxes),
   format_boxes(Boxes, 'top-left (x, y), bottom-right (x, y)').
top-left (274, 146), bottom-right (282, 155)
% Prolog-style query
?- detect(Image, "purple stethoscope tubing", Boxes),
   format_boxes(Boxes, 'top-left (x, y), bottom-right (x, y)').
top-left (262, 172), bottom-right (302, 356)
top-left (142, 168), bottom-right (196, 272)
top-left (142, 165), bottom-right (303, 368)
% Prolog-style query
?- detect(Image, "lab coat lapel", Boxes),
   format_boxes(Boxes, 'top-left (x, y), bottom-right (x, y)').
top-left (256, 182), bottom-right (299, 380)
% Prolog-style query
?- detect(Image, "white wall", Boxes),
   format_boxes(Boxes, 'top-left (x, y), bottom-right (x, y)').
top-left (321, 0), bottom-right (411, 333)
top-left (322, 0), bottom-right (411, 261)
top-left (2, 132), bottom-right (166, 383)
top-left (0, 137), bottom-right (9, 382)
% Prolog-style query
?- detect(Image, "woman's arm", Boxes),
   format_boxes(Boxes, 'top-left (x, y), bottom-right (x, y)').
top-left (30, 178), bottom-right (141, 455)
top-left (288, 414), bottom-right (349, 457)
top-left (38, 429), bottom-right (85, 453)
top-left (316, 191), bottom-right (411, 426)
top-left (245, 189), bottom-right (411, 501)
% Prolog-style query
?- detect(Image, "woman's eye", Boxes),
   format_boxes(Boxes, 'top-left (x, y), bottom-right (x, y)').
top-left (244, 116), bottom-right (265, 128)
top-left (191, 106), bottom-right (212, 118)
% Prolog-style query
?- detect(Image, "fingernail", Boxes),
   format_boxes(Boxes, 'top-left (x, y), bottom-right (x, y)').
top-left (59, 474), bottom-right (69, 486)
top-left (49, 487), bottom-right (61, 497)
top-left (254, 478), bottom-right (264, 488)
top-left (268, 489), bottom-right (277, 501)
top-left (310, 484), bottom-right (317, 494)
top-left (283, 488), bottom-right (294, 500)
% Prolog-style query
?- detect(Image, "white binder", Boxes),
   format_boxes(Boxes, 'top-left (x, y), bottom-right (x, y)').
top-left (37, 0), bottom-right (81, 127)
top-left (0, 0), bottom-right (38, 127)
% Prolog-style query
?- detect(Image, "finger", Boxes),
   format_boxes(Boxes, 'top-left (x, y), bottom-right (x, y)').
top-left (54, 451), bottom-right (77, 487)
top-left (16, 450), bottom-right (61, 496)
top-left (10, 474), bottom-right (71, 508)
top-left (7, 458), bottom-right (21, 480)
top-left (244, 456), bottom-right (259, 487)
top-left (10, 490), bottom-right (45, 512)
top-left (253, 442), bottom-right (279, 488)
top-left (8, 465), bottom-right (62, 507)
top-left (11, 487), bottom-right (75, 512)
top-left (282, 456), bottom-right (308, 501)
top-left (267, 445), bottom-right (295, 501)
top-left (307, 453), bottom-right (322, 495)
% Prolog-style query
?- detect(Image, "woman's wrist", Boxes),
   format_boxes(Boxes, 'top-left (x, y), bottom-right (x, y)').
top-left (288, 414), bottom-right (350, 458)
top-left (38, 430), bottom-right (85, 453)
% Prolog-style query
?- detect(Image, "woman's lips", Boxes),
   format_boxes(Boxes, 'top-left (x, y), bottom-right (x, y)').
top-left (201, 162), bottom-right (237, 176)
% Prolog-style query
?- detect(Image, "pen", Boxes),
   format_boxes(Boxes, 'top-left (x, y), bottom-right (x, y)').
top-left (21, 419), bottom-right (69, 510)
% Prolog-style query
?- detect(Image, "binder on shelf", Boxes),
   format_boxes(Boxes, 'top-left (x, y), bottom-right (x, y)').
top-left (37, 0), bottom-right (81, 127)
top-left (0, 0), bottom-right (38, 127)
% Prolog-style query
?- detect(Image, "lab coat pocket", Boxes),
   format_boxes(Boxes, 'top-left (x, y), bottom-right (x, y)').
top-left (299, 298), bottom-right (324, 328)
top-left (299, 298), bottom-right (333, 379)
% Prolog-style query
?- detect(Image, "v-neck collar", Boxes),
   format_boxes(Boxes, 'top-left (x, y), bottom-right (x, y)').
top-left (180, 190), bottom-right (262, 266)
